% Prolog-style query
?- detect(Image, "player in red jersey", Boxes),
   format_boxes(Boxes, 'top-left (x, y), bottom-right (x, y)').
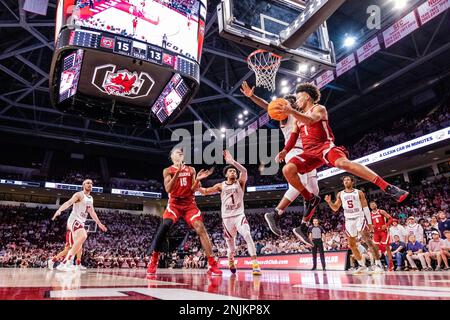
top-left (370, 201), bottom-right (395, 271)
top-left (277, 83), bottom-right (409, 233)
top-left (146, 147), bottom-right (223, 276)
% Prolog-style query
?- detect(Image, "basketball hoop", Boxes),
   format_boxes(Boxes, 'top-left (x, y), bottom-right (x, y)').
top-left (247, 49), bottom-right (282, 92)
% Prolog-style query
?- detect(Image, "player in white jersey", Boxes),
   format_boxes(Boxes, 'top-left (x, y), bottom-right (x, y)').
top-left (325, 176), bottom-right (383, 274)
top-left (52, 179), bottom-right (107, 271)
top-left (197, 150), bottom-right (262, 275)
top-left (241, 81), bottom-right (319, 245)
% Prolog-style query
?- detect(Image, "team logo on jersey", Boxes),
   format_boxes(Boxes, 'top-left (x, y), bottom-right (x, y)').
top-left (91, 64), bottom-right (154, 99)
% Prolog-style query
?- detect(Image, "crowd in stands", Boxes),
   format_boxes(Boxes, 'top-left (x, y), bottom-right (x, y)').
top-left (0, 169), bottom-right (449, 271)
top-left (348, 103), bottom-right (450, 159)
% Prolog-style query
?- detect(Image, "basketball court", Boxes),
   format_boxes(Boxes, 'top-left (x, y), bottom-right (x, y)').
top-left (1, 268), bottom-right (450, 300)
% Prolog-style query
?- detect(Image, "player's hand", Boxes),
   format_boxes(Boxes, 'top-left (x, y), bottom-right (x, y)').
top-left (223, 150), bottom-right (234, 164)
top-left (280, 100), bottom-right (294, 115)
top-left (240, 81), bottom-right (254, 97)
top-left (196, 168), bottom-right (214, 181)
top-left (52, 210), bottom-right (61, 221)
top-left (275, 150), bottom-right (287, 163)
top-left (381, 225), bottom-right (387, 231)
top-left (324, 195), bottom-right (332, 203)
top-left (98, 223), bottom-right (107, 232)
top-left (367, 224), bottom-right (374, 233)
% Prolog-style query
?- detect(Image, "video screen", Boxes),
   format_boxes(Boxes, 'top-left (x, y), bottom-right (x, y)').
top-left (61, 0), bottom-right (204, 62)
top-left (151, 73), bottom-right (190, 123)
top-left (59, 49), bottom-right (84, 102)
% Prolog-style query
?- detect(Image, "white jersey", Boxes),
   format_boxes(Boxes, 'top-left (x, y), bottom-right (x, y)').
top-left (220, 181), bottom-right (245, 219)
top-left (405, 223), bottom-right (424, 243)
top-left (339, 189), bottom-right (364, 219)
top-left (280, 115), bottom-right (303, 149)
top-left (69, 192), bottom-right (93, 224)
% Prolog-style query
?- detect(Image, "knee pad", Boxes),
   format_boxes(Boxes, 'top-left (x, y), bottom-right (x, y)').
top-left (284, 185), bottom-right (300, 202)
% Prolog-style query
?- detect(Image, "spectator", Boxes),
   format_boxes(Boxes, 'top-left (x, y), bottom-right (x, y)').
top-left (390, 235), bottom-right (406, 271)
top-left (426, 230), bottom-right (449, 270)
top-left (389, 219), bottom-right (406, 243)
top-left (405, 216), bottom-right (424, 244)
top-left (406, 235), bottom-right (430, 271)
top-left (438, 211), bottom-right (450, 239)
top-left (423, 220), bottom-right (440, 243)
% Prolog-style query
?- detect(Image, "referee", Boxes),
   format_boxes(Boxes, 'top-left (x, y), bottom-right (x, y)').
top-left (308, 218), bottom-right (326, 271)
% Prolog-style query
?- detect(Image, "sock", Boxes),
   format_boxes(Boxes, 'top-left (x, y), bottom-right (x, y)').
top-left (300, 188), bottom-right (314, 201)
top-left (275, 208), bottom-right (284, 216)
top-left (208, 256), bottom-right (216, 266)
top-left (373, 176), bottom-right (389, 191)
top-left (76, 259), bottom-right (81, 266)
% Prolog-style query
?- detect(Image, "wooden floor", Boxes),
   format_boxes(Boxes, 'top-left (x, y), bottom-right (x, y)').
top-left (1, 268), bottom-right (450, 300)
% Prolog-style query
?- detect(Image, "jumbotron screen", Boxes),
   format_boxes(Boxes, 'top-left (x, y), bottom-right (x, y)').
top-left (58, 0), bottom-right (207, 62)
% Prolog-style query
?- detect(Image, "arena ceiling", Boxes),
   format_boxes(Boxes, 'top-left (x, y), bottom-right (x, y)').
top-left (0, 0), bottom-right (449, 154)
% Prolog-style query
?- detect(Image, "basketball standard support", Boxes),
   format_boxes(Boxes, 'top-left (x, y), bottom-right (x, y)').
top-left (280, 0), bottom-right (346, 49)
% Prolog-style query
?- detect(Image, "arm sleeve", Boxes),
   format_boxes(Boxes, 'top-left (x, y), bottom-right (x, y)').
top-left (283, 131), bottom-right (299, 152)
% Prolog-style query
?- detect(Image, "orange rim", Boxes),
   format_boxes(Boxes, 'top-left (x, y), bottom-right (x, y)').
top-left (247, 49), bottom-right (282, 70)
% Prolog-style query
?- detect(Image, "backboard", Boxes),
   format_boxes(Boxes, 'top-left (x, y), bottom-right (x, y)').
top-left (218, 0), bottom-right (343, 80)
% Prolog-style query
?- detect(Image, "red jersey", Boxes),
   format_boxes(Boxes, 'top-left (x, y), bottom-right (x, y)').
top-left (371, 209), bottom-right (387, 232)
top-left (166, 165), bottom-right (195, 205)
top-left (297, 105), bottom-right (335, 152)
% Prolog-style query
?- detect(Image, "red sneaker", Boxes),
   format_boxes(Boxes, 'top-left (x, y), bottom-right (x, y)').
top-left (146, 252), bottom-right (159, 276)
top-left (207, 257), bottom-right (223, 276)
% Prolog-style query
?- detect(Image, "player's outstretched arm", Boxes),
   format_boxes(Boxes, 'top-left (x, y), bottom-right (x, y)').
top-left (324, 193), bottom-right (342, 212)
top-left (197, 183), bottom-right (222, 196)
top-left (52, 192), bottom-right (81, 220)
top-left (223, 150), bottom-right (247, 186)
top-left (240, 81), bottom-right (269, 110)
top-left (380, 209), bottom-right (394, 230)
top-left (192, 167), bottom-right (214, 191)
top-left (87, 206), bottom-right (107, 232)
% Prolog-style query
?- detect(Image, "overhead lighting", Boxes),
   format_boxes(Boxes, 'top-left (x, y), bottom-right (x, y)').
top-left (297, 77), bottom-right (302, 83)
top-left (343, 35), bottom-right (356, 48)
top-left (243, 110), bottom-right (248, 115)
top-left (271, 96), bottom-right (277, 101)
top-left (391, 169), bottom-right (397, 172)
top-left (392, 0), bottom-right (408, 10)
top-left (221, 133), bottom-right (226, 138)
top-left (220, 127), bottom-right (226, 133)
top-left (298, 63), bottom-right (308, 73)
top-left (238, 113), bottom-right (243, 119)
top-left (281, 86), bottom-right (290, 94)
top-left (427, 150), bottom-right (434, 154)
top-left (281, 79), bottom-right (288, 86)
top-left (238, 120), bottom-right (244, 125)
top-left (433, 157), bottom-right (439, 161)
top-left (310, 66), bottom-right (316, 73)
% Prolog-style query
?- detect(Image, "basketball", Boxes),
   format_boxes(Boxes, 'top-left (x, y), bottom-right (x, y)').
top-left (268, 98), bottom-right (289, 121)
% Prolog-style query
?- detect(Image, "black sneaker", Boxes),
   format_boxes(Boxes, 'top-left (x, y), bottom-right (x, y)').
top-left (385, 185), bottom-right (409, 203)
top-left (264, 210), bottom-right (282, 236)
top-left (293, 225), bottom-right (312, 246)
top-left (304, 195), bottom-right (321, 220)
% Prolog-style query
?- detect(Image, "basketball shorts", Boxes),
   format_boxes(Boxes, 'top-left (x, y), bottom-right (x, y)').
top-left (344, 216), bottom-right (368, 238)
top-left (163, 201), bottom-right (203, 228)
top-left (285, 148), bottom-right (319, 196)
top-left (67, 216), bottom-right (85, 233)
top-left (373, 231), bottom-right (389, 251)
top-left (222, 214), bottom-right (251, 240)
top-left (288, 143), bottom-right (349, 174)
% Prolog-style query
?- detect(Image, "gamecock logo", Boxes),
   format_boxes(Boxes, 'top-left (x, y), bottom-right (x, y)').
top-left (91, 64), bottom-right (154, 99)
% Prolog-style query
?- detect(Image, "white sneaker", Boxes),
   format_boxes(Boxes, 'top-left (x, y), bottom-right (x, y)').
top-left (353, 266), bottom-right (368, 275)
top-left (79, 264), bottom-right (87, 270)
top-left (56, 261), bottom-right (75, 272)
top-left (74, 265), bottom-right (87, 271)
top-left (47, 259), bottom-right (55, 270)
top-left (371, 265), bottom-right (384, 274)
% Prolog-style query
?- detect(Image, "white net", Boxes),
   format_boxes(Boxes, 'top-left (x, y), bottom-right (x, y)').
top-left (247, 50), bottom-right (282, 92)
